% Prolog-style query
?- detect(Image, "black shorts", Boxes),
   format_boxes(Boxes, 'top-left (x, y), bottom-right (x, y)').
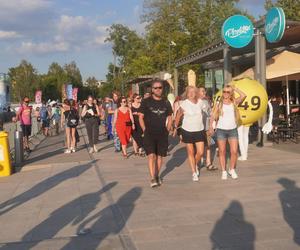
top-left (42, 119), bottom-right (50, 128)
top-left (143, 131), bottom-right (168, 157)
top-left (21, 125), bottom-right (32, 137)
top-left (181, 129), bottom-right (206, 144)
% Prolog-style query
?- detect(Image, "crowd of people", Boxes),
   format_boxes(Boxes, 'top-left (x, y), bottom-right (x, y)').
top-left (15, 79), bottom-right (249, 188)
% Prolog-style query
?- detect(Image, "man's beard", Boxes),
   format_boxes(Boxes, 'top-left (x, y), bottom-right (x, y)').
top-left (153, 92), bottom-right (162, 98)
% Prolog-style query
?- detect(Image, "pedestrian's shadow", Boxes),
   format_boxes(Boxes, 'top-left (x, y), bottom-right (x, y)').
top-left (0, 161), bottom-right (95, 216)
top-left (25, 148), bottom-right (65, 164)
top-left (161, 147), bottom-right (186, 179)
top-left (0, 182), bottom-right (118, 250)
top-left (60, 187), bottom-right (142, 250)
top-left (278, 178), bottom-right (300, 246)
top-left (210, 200), bottom-right (256, 250)
top-left (168, 136), bottom-right (180, 153)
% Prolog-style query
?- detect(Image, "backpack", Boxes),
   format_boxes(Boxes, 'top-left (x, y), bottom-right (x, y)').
top-left (67, 109), bottom-right (79, 128)
top-left (40, 106), bottom-right (48, 121)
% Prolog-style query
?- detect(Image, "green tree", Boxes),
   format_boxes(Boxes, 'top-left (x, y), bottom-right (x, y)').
top-left (265, 0), bottom-right (300, 21)
top-left (8, 60), bottom-right (39, 101)
top-left (64, 61), bottom-right (83, 86)
top-left (85, 76), bottom-right (99, 97)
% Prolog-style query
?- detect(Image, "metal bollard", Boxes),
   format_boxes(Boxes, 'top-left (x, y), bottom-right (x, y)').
top-left (14, 131), bottom-right (24, 167)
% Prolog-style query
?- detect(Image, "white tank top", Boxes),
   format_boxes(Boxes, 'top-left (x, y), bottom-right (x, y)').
top-left (180, 99), bottom-right (205, 132)
top-left (216, 103), bottom-right (237, 130)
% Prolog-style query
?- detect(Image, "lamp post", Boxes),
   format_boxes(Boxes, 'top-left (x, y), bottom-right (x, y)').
top-left (122, 70), bottom-right (126, 96)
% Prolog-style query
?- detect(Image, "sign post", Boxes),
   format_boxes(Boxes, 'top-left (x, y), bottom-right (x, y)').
top-left (221, 9), bottom-right (286, 146)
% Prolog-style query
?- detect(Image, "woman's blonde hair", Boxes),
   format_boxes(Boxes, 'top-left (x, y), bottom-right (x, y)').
top-left (212, 84), bottom-right (241, 126)
top-left (182, 86), bottom-right (199, 101)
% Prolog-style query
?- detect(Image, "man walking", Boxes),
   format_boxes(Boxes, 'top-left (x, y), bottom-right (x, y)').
top-left (139, 80), bottom-right (173, 187)
top-left (108, 92), bottom-right (121, 152)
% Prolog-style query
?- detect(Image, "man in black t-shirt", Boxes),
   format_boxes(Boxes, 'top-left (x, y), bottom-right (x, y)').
top-left (139, 80), bottom-right (173, 188)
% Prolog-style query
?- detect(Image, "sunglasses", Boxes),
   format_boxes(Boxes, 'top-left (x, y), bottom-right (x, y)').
top-left (136, 97), bottom-right (141, 99)
top-left (121, 100), bottom-right (127, 103)
top-left (223, 91), bottom-right (231, 94)
top-left (153, 86), bottom-right (163, 90)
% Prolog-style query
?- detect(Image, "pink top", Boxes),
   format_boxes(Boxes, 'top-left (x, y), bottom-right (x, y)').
top-left (19, 105), bottom-right (32, 125)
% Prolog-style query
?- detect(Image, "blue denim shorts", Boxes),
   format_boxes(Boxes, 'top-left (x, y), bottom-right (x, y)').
top-left (216, 128), bottom-right (238, 140)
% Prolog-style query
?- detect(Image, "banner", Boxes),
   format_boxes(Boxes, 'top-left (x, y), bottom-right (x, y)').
top-left (66, 84), bottom-right (73, 99)
top-left (62, 84), bottom-right (67, 101)
top-left (35, 90), bottom-right (42, 104)
top-left (72, 88), bottom-right (78, 102)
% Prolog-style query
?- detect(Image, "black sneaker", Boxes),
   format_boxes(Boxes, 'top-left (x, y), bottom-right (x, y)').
top-left (156, 176), bottom-right (163, 186)
top-left (150, 179), bottom-right (158, 188)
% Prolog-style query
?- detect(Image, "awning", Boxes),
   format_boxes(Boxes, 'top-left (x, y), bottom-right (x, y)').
top-left (233, 50), bottom-right (300, 81)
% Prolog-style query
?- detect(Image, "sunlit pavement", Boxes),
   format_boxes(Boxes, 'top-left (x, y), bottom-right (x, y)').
top-left (0, 126), bottom-right (300, 250)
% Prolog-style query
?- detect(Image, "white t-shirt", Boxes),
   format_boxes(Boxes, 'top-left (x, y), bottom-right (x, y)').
top-left (180, 99), bottom-right (206, 132)
top-left (216, 103), bottom-right (237, 130)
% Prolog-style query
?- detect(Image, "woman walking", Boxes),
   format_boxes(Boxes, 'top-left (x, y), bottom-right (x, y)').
top-left (81, 96), bottom-right (100, 153)
top-left (175, 86), bottom-right (207, 182)
top-left (113, 97), bottom-right (135, 158)
top-left (209, 84), bottom-right (246, 180)
top-left (131, 94), bottom-right (144, 156)
top-left (61, 99), bottom-right (79, 153)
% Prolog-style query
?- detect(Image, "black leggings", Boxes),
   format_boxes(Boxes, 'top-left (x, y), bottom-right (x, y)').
top-left (85, 118), bottom-right (99, 147)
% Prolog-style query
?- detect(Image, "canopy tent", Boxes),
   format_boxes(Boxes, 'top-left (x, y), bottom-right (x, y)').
top-left (233, 50), bottom-right (300, 118)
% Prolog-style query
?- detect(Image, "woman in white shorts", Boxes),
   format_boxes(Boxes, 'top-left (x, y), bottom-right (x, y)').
top-left (175, 86), bottom-right (207, 182)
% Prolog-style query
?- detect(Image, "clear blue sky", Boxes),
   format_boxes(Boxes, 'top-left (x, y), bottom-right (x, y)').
top-left (0, 0), bottom-right (267, 81)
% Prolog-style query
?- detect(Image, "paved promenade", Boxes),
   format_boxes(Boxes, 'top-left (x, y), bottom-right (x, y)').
top-left (0, 126), bottom-right (300, 250)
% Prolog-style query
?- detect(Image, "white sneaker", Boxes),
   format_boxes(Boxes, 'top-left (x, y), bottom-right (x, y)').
top-left (64, 149), bottom-right (72, 154)
top-left (229, 169), bottom-right (238, 179)
top-left (89, 148), bottom-right (94, 154)
top-left (93, 145), bottom-right (98, 153)
top-left (71, 147), bottom-right (76, 153)
top-left (196, 167), bottom-right (200, 177)
top-left (238, 156), bottom-right (247, 161)
top-left (221, 171), bottom-right (228, 180)
top-left (192, 172), bottom-right (199, 182)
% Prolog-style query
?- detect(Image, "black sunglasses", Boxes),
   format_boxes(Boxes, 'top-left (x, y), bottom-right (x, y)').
top-left (223, 91), bottom-right (231, 94)
top-left (153, 86), bottom-right (163, 90)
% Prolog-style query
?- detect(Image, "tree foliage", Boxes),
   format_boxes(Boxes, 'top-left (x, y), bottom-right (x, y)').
top-left (265, 0), bottom-right (300, 21)
top-left (9, 60), bottom-right (87, 102)
top-left (8, 60), bottom-right (39, 102)
top-left (104, 0), bottom-right (247, 91)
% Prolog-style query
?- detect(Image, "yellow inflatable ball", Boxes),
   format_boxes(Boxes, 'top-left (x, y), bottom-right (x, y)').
top-left (214, 78), bottom-right (268, 125)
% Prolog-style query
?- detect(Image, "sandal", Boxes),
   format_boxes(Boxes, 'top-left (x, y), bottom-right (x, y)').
top-left (139, 152), bottom-right (146, 157)
top-left (206, 164), bottom-right (218, 171)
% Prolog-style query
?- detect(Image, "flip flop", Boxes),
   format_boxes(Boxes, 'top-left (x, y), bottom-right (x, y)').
top-left (206, 164), bottom-right (218, 171)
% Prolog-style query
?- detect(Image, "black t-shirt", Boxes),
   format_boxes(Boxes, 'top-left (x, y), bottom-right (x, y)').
top-left (140, 97), bottom-right (173, 134)
top-left (85, 104), bottom-right (98, 118)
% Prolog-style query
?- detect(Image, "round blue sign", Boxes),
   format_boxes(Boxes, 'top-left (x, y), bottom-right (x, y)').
top-left (222, 15), bottom-right (254, 48)
top-left (265, 7), bottom-right (285, 43)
